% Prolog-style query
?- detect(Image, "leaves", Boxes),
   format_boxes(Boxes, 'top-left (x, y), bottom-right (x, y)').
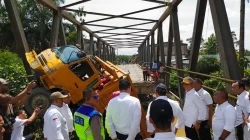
top-left (0, 49), bottom-right (28, 95)
top-left (202, 34), bottom-right (218, 55)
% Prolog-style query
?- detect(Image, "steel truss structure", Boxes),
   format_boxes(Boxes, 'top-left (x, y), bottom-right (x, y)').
top-left (4, 0), bottom-right (242, 114)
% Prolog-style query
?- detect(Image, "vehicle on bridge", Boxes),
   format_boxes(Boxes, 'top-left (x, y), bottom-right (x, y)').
top-left (25, 45), bottom-right (149, 138)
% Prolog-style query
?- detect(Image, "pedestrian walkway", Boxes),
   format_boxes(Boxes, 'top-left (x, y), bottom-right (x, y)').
top-left (118, 64), bottom-right (144, 83)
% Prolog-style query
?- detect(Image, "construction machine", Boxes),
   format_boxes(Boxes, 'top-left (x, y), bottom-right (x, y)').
top-left (25, 45), bottom-right (150, 138)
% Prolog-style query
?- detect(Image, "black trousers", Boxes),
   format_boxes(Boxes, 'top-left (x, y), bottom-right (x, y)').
top-left (116, 131), bottom-right (142, 140)
top-left (198, 120), bottom-right (212, 140)
top-left (143, 71), bottom-right (147, 81)
top-left (236, 124), bottom-right (244, 140)
top-left (185, 126), bottom-right (199, 140)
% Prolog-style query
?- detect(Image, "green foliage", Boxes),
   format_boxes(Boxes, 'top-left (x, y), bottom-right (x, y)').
top-left (66, 31), bottom-right (77, 45)
top-left (0, 49), bottom-right (28, 95)
top-left (169, 70), bottom-right (178, 93)
top-left (203, 70), bottom-right (225, 95)
top-left (245, 50), bottom-right (250, 56)
top-left (196, 57), bottom-right (221, 80)
top-left (202, 34), bottom-right (218, 55)
top-left (117, 55), bottom-right (132, 63)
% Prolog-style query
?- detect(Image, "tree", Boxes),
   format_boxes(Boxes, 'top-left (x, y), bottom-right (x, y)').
top-left (202, 34), bottom-right (218, 55)
top-left (231, 31), bottom-right (240, 48)
top-left (0, 49), bottom-right (28, 95)
top-left (186, 37), bottom-right (204, 49)
top-left (196, 57), bottom-right (221, 80)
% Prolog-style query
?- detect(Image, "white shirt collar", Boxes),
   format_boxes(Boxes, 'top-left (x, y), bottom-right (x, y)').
top-left (218, 101), bottom-right (229, 108)
top-left (154, 132), bottom-right (175, 139)
top-left (238, 90), bottom-right (248, 98)
top-left (197, 88), bottom-right (203, 93)
top-left (186, 88), bottom-right (195, 94)
top-left (156, 96), bottom-right (168, 100)
top-left (51, 104), bottom-right (61, 109)
top-left (119, 92), bottom-right (130, 96)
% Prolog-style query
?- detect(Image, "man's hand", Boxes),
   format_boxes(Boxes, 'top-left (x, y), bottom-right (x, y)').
top-left (26, 81), bottom-right (36, 92)
top-left (192, 123), bottom-right (200, 131)
top-left (208, 120), bottom-right (212, 128)
top-left (34, 107), bottom-right (41, 114)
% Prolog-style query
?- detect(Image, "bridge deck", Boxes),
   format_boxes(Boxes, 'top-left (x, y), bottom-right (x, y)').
top-left (118, 64), bottom-right (144, 83)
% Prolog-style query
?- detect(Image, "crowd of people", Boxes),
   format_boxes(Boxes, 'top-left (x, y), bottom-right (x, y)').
top-left (142, 61), bottom-right (165, 82)
top-left (1, 75), bottom-right (250, 140)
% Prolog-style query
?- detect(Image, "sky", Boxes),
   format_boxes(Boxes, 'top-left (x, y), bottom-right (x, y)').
top-left (62, 0), bottom-right (250, 55)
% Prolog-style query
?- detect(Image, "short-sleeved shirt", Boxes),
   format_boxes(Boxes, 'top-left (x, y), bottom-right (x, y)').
top-left (11, 117), bottom-right (27, 140)
top-left (197, 88), bottom-right (213, 120)
top-left (0, 94), bottom-right (13, 115)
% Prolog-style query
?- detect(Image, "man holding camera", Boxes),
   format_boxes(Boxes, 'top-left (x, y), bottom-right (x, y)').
top-left (11, 107), bottom-right (40, 140)
top-left (0, 78), bottom-right (36, 140)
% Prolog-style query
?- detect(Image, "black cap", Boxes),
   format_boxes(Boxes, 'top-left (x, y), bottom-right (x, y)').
top-left (150, 99), bottom-right (173, 122)
top-left (155, 83), bottom-right (168, 93)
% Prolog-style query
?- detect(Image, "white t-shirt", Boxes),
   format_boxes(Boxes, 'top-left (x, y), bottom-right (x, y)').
top-left (61, 103), bottom-right (74, 132)
top-left (11, 117), bottom-right (27, 140)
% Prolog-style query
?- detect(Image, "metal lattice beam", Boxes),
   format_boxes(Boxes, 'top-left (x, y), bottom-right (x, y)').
top-left (60, 0), bottom-right (90, 9)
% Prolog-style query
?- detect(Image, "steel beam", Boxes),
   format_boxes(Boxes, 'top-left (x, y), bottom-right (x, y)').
top-left (59, 18), bottom-right (67, 46)
top-left (102, 43), bottom-right (105, 60)
top-left (165, 17), bottom-right (173, 89)
top-left (171, 8), bottom-right (185, 106)
top-left (90, 22), bottom-right (154, 33)
top-left (141, 0), bottom-right (182, 45)
top-left (156, 25), bottom-right (161, 63)
top-left (159, 23), bottom-right (165, 65)
top-left (50, 11), bottom-right (60, 48)
top-left (60, 0), bottom-right (90, 9)
top-left (189, 0), bottom-right (207, 76)
top-left (209, 0), bottom-right (241, 79)
top-left (66, 9), bottom-right (158, 23)
top-left (97, 39), bottom-right (101, 57)
top-left (89, 34), bottom-right (94, 55)
top-left (151, 33), bottom-right (155, 61)
top-left (4, 0), bottom-right (31, 74)
top-left (93, 42), bottom-right (96, 56)
top-left (97, 30), bottom-right (147, 35)
top-left (142, 0), bottom-right (169, 5)
top-left (81, 33), bottom-right (85, 50)
top-left (104, 37), bottom-right (144, 41)
top-left (37, 0), bottom-right (112, 47)
top-left (100, 34), bottom-right (147, 39)
top-left (84, 5), bottom-right (165, 24)
top-left (147, 38), bottom-right (150, 62)
top-left (77, 25), bottom-right (82, 48)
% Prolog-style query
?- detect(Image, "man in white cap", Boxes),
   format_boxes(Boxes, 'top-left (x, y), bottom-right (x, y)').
top-left (43, 92), bottom-right (69, 140)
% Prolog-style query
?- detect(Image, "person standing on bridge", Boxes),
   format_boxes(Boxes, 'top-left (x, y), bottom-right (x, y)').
top-left (232, 80), bottom-right (250, 140)
top-left (182, 77), bottom-right (206, 140)
top-left (146, 83), bottom-right (185, 136)
top-left (212, 89), bottom-right (236, 140)
top-left (148, 99), bottom-right (188, 140)
top-left (193, 78), bottom-right (213, 140)
top-left (74, 88), bottom-right (105, 140)
top-left (105, 79), bottom-right (142, 140)
top-left (43, 92), bottom-right (69, 140)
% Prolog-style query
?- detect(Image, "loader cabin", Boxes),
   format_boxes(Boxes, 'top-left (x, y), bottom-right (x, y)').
top-left (25, 45), bottom-right (104, 106)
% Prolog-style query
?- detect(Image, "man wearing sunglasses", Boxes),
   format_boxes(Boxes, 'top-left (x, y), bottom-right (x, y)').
top-left (74, 88), bottom-right (105, 140)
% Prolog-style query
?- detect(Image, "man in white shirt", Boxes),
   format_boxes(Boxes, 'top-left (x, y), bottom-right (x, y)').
top-left (61, 90), bottom-right (74, 133)
top-left (43, 92), bottom-right (69, 140)
top-left (232, 80), bottom-right (250, 140)
top-left (148, 99), bottom-right (189, 140)
top-left (105, 79), bottom-right (142, 140)
top-left (212, 89), bottom-right (236, 140)
top-left (146, 83), bottom-right (185, 136)
top-left (182, 77), bottom-right (206, 140)
top-left (11, 108), bottom-right (40, 140)
top-left (193, 78), bottom-right (213, 140)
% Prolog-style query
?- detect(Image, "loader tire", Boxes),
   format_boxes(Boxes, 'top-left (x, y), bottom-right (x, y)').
top-left (25, 87), bottom-right (51, 116)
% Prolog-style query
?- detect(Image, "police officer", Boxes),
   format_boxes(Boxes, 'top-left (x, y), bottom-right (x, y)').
top-left (74, 88), bottom-right (104, 140)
